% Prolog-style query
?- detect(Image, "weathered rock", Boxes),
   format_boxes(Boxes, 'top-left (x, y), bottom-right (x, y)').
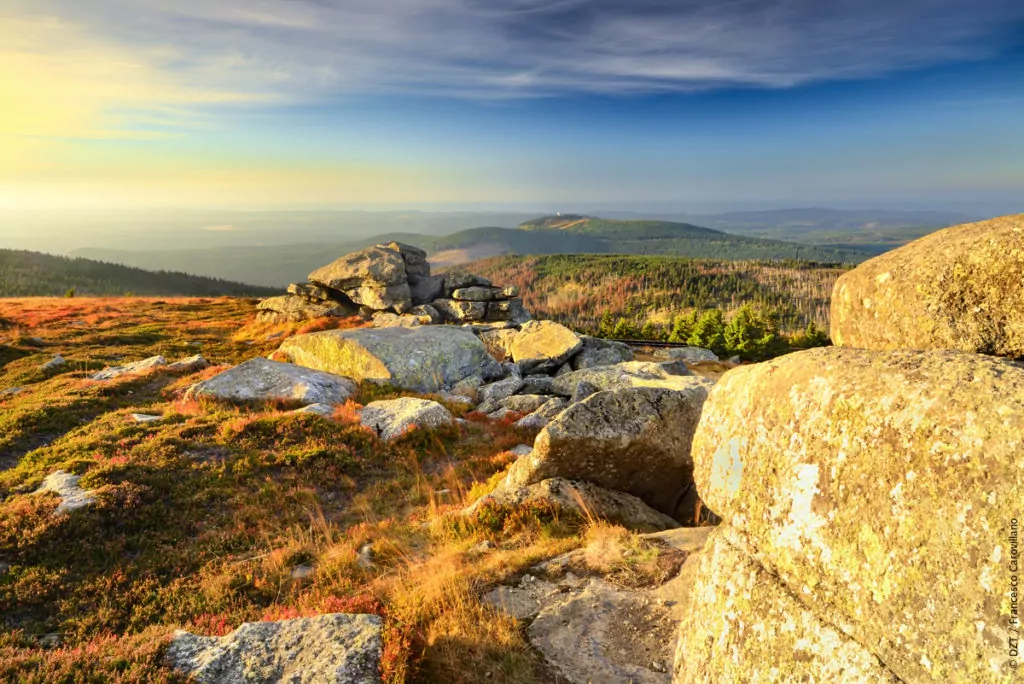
top-left (499, 394), bottom-right (550, 415)
top-left (90, 355), bottom-right (166, 381)
top-left (551, 361), bottom-right (694, 396)
top-left (359, 397), bottom-right (453, 441)
top-left (444, 271), bottom-right (492, 295)
top-left (370, 312), bottom-right (421, 329)
top-left (186, 358), bottom-right (356, 406)
top-left (431, 298), bottom-right (487, 322)
top-left (479, 328), bottom-right (519, 361)
top-left (478, 373), bottom-right (523, 406)
top-left (287, 282), bottom-right (339, 302)
top-left (277, 326), bottom-right (500, 393)
top-left (500, 285), bottom-right (519, 299)
top-left (518, 375), bottom-right (555, 395)
top-left (509, 321), bottom-right (583, 374)
top-left (569, 380), bottom-right (600, 404)
top-left (309, 245), bottom-right (407, 290)
top-left (831, 214), bottom-right (1024, 357)
top-left (500, 385), bottom-right (709, 517)
top-left (40, 355), bottom-right (65, 371)
top-left (452, 286), bottom-right (502, 301)
top-left (380, 241), bottom-right (430, 278)
top-left (530, 578), bottom-right (674, 684)
top-left (486, 298), bottom-right (531, 323)
top-left (408, 274), bottom-right (445, 305)
top-left (167, 354), bottom-right (209, 373)
top-left (342, 283), bottom-right (413, 313)
top-left (409, 304), bottom-right (441, 325)
top-left (674, 528), bottom-right (897, 683)
top-left (449, 374), bottom-right (484, 399)
top-left (0, 387), bottom-right (22, 397)
top-left (130, 413), bottom-right (164, 423)
top-left (256, 295), bottom-right (354, 322)
top-left (35, 471), bottom-right (95, 514)
top-left (653, 346), bottom-right (718, 363)
top-left (514, 397), bottom-right (568, 430)
top-left (483, 478), bottom-right (678, 532)
top-left (166, 613), bottom-right (383, 684)
top-left (571, 336), bottom-right (635, 370)
top-left (692, 346), bottom-right (1024, 682)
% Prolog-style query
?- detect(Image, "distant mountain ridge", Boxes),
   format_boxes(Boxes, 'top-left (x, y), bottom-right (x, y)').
top-left (72, 215), bottom-right (879, 287)
top-left (0, 250), bottom-right (277, 298)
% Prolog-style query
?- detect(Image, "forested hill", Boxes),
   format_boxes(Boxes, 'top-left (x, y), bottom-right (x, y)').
top-left (0, 250), bottom-right (278, 297)
top-left (427, 216), bottom-right (874, 266)
top-left (457, 253), bottom-right (849, 335)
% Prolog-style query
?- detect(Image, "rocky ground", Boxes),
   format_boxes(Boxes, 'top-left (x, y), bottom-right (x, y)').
top-left (2, 214), bottom-right (1021, 683)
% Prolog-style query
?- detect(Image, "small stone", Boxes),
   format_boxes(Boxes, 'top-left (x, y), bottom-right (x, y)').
top-left (291, 564), bottom-right (315, 580)
top-left (41, 355), bottom-right (66, 371)
top-left (509, 444), bottom-right (533, 457)
top-left (357, 543), bottom-right (374, 569)
top-left (291, 403), bottom-right (336, 418)
top-left (359, 397), bottom-right (453, 441)
top-left (35, 471), bottom-right (96, 514)
top-left (0, 387), bottom-right (22, 397)
top-left (130, 413), bottom-right (164, 423)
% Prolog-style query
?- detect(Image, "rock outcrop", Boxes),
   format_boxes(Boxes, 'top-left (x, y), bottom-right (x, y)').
top-left (685, 346), bottom-right (1024, 682)
top-left (359, 397), bottom-right (453, 441)
top-left (830, 213), bottom-right (1024, 357)
top-left (277, 327), bottom-right (501, 393)
top-left (167, 613), bottom-right (383, 683)
top-left (498, 384), bottom-right (711, 518)
top-left (90, 354), bottom-right (208, 381)
top-left (186, 358), bottom-right (356, 406)
top-left (258, 242), bottom-right (529, 325)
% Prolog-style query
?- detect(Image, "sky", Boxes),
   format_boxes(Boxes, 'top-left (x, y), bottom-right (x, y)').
top-left (2, 0), bottom-right (1024, 213)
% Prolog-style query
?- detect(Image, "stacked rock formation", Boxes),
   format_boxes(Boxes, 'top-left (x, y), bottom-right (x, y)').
top-left (674, 214), bottom-right (1024, 683)
top-left (256, 241), bottom-right (529, 326)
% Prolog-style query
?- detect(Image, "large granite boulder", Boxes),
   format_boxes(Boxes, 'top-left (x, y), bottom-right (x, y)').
top-left (380, 241), bottom-right (430, 278)
top-left (653, 346), bottom-right (718, 363)
top-left (509, 321), bottom-right (583, 374)
top-left (408, 274), bottom-right (445, 305)
top-left (479, 328), bottom-right (519, 361)
top-left (692, 346), bottom-right (1024, 682)
top-left (185, 358), bottom-right (356, 406)
top-left (831, 213), bottom-right (1024, 357)
top-left (498, 384), bottom-right (711, 517)
top-left (308, 245), bottom-right (412, 313)
top-left (277, 326), bottom-right (501, 393)
top-left (551, 361), bottom-right (694, 396)
top-left (674, 528), bottom-right (897, 682)
top-left (359, 397), bottom-right (453, 441)
top-left (167, 613), bottom-right (382, 683)
top-left (486, 298), bottom-right (531, 324)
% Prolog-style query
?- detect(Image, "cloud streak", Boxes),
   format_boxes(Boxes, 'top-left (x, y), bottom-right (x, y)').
top-left (10, 0), bottom-right (1024, 102)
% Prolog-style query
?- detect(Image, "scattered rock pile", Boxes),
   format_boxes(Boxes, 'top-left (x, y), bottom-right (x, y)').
top-left (256, 241), bottom-right (529, 326)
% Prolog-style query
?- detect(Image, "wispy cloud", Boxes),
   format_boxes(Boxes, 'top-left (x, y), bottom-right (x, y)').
top-left (8, 0), bottom-right (1024, 102)
top-left (202, 224), bottom-right (239, 232)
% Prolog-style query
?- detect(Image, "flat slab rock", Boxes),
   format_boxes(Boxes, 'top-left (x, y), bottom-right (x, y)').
top-left (186, 358), bottom-right (356, 406)
top-left (485, 572), bottom-right (675, 684)
top-left (166, 613), bottom-right (383, 684)
top-left (277, 326), bottom-right (500, 393)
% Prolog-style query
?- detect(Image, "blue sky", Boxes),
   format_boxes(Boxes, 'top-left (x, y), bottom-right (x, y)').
top-left (2, 0), bottom-right (1023, 212)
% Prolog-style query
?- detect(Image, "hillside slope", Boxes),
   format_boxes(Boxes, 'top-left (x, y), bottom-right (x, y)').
top-left (0, 250), bottom-right (277, 297)
top-left (459, 253), bottom-right (847, 335)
